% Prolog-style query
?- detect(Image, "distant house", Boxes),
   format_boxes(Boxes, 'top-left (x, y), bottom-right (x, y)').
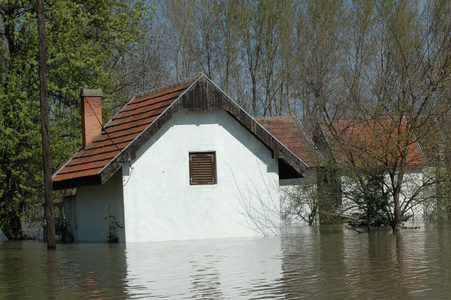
top-left (257, 116), bottom-right (340, 225)
top-left (320, 118), bottom-right (430, 219)
top-left (52, 75), bottom-right (307, 242)
top-left (259, 116), bottom-right (434, 223)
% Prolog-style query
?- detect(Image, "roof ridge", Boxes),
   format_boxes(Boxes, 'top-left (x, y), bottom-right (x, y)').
top-left (135, 74), bottom-right (202, 99)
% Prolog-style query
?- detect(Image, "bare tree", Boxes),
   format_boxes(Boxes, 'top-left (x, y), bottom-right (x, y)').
top-left (322, 0), bottom-right (450, 232)
top-left (162, 0), bottom-right (198, 81)
top-left (293, 0), bottom-right (347, 126)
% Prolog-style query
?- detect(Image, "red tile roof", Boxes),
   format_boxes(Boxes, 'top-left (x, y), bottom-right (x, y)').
top-left (321, 118), bottom-right (425, 169)
top-left (256, 116), bottom-right (323, 168)
top-left (53, 79), bottom-right (193, 188)
top-left (53, 75), bottom-right (307, 190)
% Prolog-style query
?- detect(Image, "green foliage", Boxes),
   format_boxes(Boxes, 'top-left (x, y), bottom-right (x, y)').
top-left (103, 204), bottom-right (123, 243)
top-left (0, 0), bottom-right (153, 239)
top-left (346, 172), bottom-right (394, 229)
top-left (0, 2), bottom-right (41, 238)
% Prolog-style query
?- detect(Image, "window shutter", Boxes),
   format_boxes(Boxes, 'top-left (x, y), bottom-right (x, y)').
top-left (189, 152), bottom-right (216, 185)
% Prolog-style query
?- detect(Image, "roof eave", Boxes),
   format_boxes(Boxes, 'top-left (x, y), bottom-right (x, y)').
top-left (53, 174), bottom-right (102, 190)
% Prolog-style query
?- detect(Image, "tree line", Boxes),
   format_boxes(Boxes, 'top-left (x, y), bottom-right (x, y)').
top-left (1, 0), bottom-right (450, 239)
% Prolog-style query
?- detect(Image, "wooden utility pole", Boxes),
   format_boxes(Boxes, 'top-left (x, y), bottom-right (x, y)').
top-left (37, 0), bottom-right (56, 249)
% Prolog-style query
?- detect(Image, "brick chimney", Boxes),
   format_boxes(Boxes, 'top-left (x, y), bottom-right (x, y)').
top-left (81, 89), bottom-right (103, 147)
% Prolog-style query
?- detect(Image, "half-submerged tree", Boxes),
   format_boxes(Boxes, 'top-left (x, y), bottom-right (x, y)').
top-left (324, 118), bottom-right (432, 232)
top-left (321, 0), bottom-right (450, 233)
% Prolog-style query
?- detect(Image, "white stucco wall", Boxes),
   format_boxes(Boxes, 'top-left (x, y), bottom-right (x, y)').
top-left (400, 169), bottom-right (429, 218)
top-left (420, 166), bottom-right (442, 219)
top-left (122, 110), bottom-right (280, 242)
top-left (70, 171), bottom-right (125, 242)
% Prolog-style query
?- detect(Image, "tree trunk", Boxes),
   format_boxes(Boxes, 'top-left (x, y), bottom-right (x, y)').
top-left (37, 0), bottom-right (56, 249)
top-left (392, 189), bottom-right (403, 234)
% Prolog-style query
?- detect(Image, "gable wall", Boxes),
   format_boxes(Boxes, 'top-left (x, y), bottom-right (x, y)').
top-left (122, 110), bottom-right (280, 242)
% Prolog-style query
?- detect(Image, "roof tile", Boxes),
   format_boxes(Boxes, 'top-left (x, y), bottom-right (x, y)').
top-left (322, 118), bottom-right (425, 168)
top-left (256, 116), bottom-right (324, 168)
top-left (53, 79), bottom-right (195, 185)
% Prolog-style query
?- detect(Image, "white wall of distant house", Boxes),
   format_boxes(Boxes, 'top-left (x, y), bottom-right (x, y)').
top-left (279, 166), bottom-right (436, 225)
top-left (122, 110), bottom-right (280, 242)
top-left (341, 169), bottom-right (429, 218)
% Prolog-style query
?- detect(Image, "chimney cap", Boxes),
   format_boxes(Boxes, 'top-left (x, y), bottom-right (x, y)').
top-left (81, 89), bottom-right (103, 97)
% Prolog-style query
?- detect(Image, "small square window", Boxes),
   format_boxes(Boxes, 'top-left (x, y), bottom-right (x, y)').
top-left (189, 152), bottom-right (217, 185)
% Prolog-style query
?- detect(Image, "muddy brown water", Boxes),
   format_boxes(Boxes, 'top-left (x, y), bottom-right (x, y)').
top-left (1, 221), bottom-right (450, 299)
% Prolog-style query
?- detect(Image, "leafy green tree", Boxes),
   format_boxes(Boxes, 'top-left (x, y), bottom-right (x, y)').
top-left (1, 2), bottom-right (42, 239)
top-left (344, 171), bottom-right (393, 230)
top-left (0, 0), bottom-right (152, 239)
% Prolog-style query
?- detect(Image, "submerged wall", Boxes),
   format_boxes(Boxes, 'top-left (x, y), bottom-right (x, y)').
top-left (67, 170), bottom-right (125, 242)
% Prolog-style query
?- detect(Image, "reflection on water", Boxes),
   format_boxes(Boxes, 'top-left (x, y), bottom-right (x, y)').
top-left (1, 221), bottom-right (450, 299)
top-left (125, 238), bottom-right (283, 299)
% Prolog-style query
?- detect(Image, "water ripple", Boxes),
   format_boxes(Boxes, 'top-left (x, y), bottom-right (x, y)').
top-left (1, 221), bottom-right (451, 298)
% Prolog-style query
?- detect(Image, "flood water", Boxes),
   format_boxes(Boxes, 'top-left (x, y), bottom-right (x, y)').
top-left (1, 221), bottom-right (450, 299)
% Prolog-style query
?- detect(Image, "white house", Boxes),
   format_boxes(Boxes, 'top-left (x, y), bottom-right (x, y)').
top-left (52, 75), bottom-right (307, 242)
top-left (320, 119), bottom-right (431, 222)
top-left (259, 116), bottom-right (433, 225)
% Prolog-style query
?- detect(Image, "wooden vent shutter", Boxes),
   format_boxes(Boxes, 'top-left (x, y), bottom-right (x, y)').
top-left (189, 152), bottom-right (217, 185)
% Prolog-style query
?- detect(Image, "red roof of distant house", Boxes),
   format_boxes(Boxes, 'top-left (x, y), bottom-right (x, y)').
top-left (256, 116), bottom-right (323, 168)
top-left (321, 118), bottom-right (425, 169)
top-left (53, 75), bottom-right (307, 190)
